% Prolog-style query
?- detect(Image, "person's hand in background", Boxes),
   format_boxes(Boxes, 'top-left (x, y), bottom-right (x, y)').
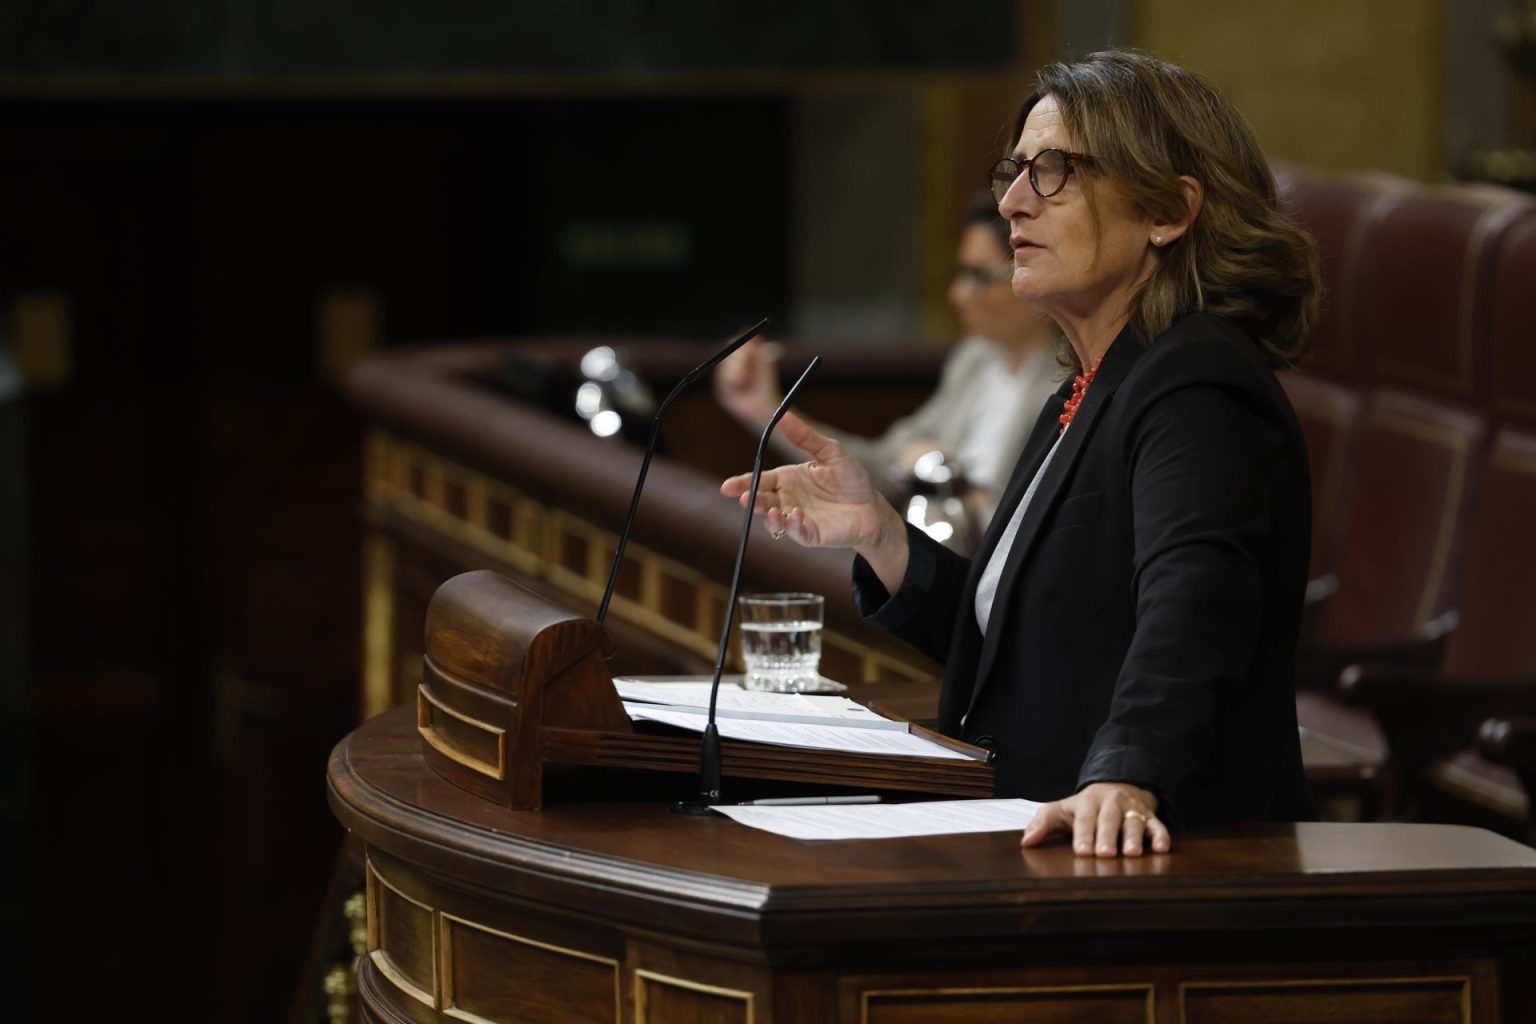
top-left (712, 337), bottom-right (784, 433)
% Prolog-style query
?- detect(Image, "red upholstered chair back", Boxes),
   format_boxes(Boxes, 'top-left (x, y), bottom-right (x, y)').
top-left (1277, 170), bottom-right (1404, 381)
top-left (1488, 212), bottom-right (1536, 429)
top-left (1354, 189), bottom-right (1527, 404)
top-left (1317, 390), bottom-right (1487, 647)
top-left (1280, 372), bottom-right (1363, 580)
top-left (1442, 428), bottom-right (1536, 678)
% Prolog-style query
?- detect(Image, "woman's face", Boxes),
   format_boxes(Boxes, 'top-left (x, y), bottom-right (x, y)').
top-left (997, 94), bottom-right (1157, 326)
top-left (947, 223), bottom-right (1033, 340)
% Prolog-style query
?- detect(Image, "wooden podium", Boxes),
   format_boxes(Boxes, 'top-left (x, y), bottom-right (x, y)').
top-left (415, 570), bottom-right (993, 810)
top-left (327, 571), bottom-right (1536, 1023)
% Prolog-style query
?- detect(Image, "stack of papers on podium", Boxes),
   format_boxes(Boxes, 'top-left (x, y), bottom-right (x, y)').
top-left (614, 676), bottom-right (976, 762)
top-left (713, 798), bottom-right (1042, 841)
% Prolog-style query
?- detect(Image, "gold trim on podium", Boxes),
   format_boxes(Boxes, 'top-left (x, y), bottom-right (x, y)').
top-left (635, 968), bottom-right (755, 1024)
top-left (361, 531), bottom-right (397, 720)
top-left (365, 859), bottom-right (439, 1011)
top-left (417, 683), bottom-right (507, 781)
top-left (362, 430), bottom-right (934, 686)
top-left (859, 983), bottom-right (1153, 1024)
top-left (1178, 974), bottom-right (1473, 1024)
top-left (439, 912), bottom-right (621, 1024)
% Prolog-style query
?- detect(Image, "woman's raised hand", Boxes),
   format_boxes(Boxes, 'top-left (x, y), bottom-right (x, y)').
top-left (720, 412), bottom-right (910, 590)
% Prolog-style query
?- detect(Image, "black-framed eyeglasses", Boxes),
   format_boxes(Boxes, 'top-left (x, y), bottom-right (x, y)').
top-left (988, 148), bottom-right (1093, 202)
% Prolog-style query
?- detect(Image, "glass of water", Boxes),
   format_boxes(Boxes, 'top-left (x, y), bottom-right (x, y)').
top-left (737, 593), bottom-right (825, 693)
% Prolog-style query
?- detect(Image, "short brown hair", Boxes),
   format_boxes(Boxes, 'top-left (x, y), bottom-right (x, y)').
top-left (1016, 50), bottom-right (1319, 366)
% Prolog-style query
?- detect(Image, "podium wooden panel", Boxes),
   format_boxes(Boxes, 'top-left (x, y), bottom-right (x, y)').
top-left (330, 707), bottom-right (1536, 1023)
top-left (415, 570), bottom-right (993, 810)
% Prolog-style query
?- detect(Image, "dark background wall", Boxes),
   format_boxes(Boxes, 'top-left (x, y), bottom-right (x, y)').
top-left (0, 4), bottom-right (1023, 1023)
top-left (0, 0), bottom-right (1018, 73)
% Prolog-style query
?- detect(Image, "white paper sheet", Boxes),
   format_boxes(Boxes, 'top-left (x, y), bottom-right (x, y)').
top-left (712, 798), bottom-right (1042, 841)
top-left (614, 678), bottom-right (899, 730)
top-left (622, 704), bottom-right (976, 760)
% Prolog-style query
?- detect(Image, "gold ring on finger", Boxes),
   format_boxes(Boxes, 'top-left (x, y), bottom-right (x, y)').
top-left (1123, 809), bottom-right (1148, 824)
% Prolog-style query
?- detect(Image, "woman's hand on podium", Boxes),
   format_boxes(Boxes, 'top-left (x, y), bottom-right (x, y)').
top-left (1021, 782), bottom-right (1171, 858)
top-left (721, 412), bottom-right (910, 593)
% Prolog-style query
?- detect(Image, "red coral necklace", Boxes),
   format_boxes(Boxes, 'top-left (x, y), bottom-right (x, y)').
top-left (1058, 360), bottom-right (1100, 433)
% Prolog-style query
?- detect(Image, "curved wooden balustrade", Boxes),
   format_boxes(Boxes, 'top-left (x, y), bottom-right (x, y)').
top-left (345, 338), bottom-right (950, 718)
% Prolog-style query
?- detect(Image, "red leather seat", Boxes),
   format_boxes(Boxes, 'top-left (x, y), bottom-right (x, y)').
top-left (1291, 391), bottom-right (1487, 814)
top-left (1441, 428), bottom-right (1536, 678)
top-left (1488, 211), bottom-right (1536, 429)
top-left (1354, 188), bottom-right (1527, 404)
top-left (1274, 168), bottom-right (1534, 827)
top-left (1280, 372), bottom-right (1362, 583)
top-left (1276, 169), bottom-right (1405, 382)
top-left (1339, 427), bottom-right (1536, 829)
top-left (1315, 390), bottom-right (1486, 648)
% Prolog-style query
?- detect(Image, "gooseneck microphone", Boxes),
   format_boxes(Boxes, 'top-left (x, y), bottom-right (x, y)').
top-left (596, 318), bottom-right (769, 626)
top-left (674, 355), bottom-right (821, 815)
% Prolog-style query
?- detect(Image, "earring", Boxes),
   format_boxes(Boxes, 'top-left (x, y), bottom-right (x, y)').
top-left (1153, 234), bottom-right (1163, 245)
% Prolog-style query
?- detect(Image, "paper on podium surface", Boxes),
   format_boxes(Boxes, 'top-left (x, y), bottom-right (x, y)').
top-left (712, 798), bottom-right (1042, 841)
top-left (623, 703), bottom-right (977, 760)
top-left (614, 677), bottom-right (898, 730)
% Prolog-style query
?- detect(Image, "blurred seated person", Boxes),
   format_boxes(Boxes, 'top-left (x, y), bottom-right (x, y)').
top-left (713, 194), bottom-right (1061, 529)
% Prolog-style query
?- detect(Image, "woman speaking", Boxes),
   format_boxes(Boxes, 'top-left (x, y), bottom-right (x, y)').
top-left (722, 50), bottom-right (1320, 857)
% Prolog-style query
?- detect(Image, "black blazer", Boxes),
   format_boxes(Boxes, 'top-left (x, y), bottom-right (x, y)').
top-left (854, 313), bottom-right (1315, 829)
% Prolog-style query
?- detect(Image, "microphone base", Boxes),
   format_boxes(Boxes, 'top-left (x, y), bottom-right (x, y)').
top-left (671, 798), bottom-right (719, 816)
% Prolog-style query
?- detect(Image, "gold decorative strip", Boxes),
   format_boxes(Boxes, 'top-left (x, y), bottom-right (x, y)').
top-left (438, 912), bottom-right (620, 1024)
top-left (424, 458), bottom-right (447, 509)
top-left (362, 431), bottom-right (931, 684)
top-left (417, 685), bottom-right (507, 781)
top-left (1179, 974), bottom-right (1472, 1024)
top-left (12, 290), bottom-right (73, 388)
top-left (860, 983), bottom-right (1153, 1024)
top-left (918, 81), bottom-right (962, 344)
top-left (372, 435), bottom-right (545, 575)
top-left (364, 431), bottom-right (390, 505)
top-left (635, 969), bottom-right (755, 1024)
top-left (843, 638), bottom-right (928, 684)
top-left (361, 532), bottom-right (398, 720)
top-left (542, 506), bottom-right (728, 663)
top-left (318, 288), bottom-right (382, 379)
top-left (365, 859), bottom-right (440, 1011)
top-left (465, 476), bottom-right (489, 531)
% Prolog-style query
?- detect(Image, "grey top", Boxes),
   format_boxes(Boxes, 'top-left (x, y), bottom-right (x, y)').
top-left (828, 338), bottom-right (1062, 513)
top-left (973, 425), bottom-right (1066, 637)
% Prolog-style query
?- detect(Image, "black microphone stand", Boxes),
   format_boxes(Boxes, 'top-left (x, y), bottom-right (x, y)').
top-left (596, 318), bottom-right (769, 626)
top-left (673, 356), bottom-right (821, 815)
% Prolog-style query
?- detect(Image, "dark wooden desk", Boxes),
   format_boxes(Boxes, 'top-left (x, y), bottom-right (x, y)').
top-left (330, 707), bottom-right (1536, 1023)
